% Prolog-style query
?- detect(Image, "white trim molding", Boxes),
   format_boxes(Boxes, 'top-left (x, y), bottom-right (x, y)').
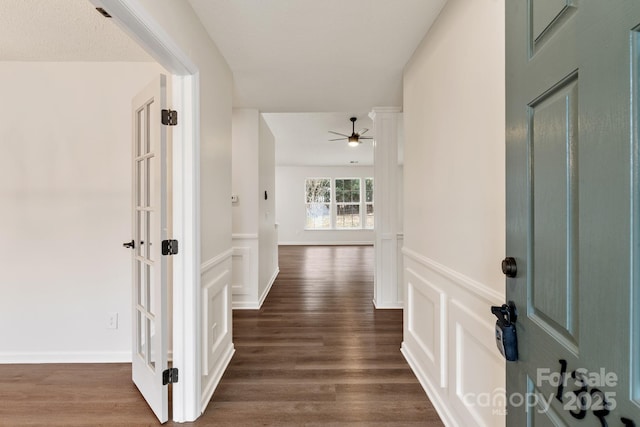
top-left (259, 268), bottom-right (280, 307)
top-left (88, 0), bottom-right (202, 422)
top-left (401, 343), bottom-right (459, 427)
top-left (0, 351), bottom-right (131, 364)
top-left (278, 241), bottom-right (374, 246)
top-left (201, 249), bottom-right (234, 274)
top-left (231, 233), bottom-right (259, 240)
top-left (402, 247), bottom-right (503, 304)
top-left (88, 0), bottom-right (197, 76)
top-left (200, 342), bottom-right (235, 412)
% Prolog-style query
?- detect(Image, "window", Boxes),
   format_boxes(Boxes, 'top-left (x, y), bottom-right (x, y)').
top-left (335, 178), bottom-right (360, 228)
top-left (365, 177), bottom-right (374, 229)
top-left (304, 177), bottom-right (374, 230)
top-left (305, 178), bottom-right (331, 229)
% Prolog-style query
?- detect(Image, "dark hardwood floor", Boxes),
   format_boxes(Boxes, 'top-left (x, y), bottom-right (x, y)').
top-left (0, 245), bottom-right (443, 426)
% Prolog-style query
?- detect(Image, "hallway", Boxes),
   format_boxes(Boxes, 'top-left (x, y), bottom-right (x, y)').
top-left (0, 245), bottom-right (443, 426)
top-left (202, 245), bottom-right (443, 425)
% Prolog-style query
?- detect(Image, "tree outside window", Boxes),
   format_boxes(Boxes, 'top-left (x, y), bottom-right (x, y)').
top-left (305, 178), bottom-right (331, 229)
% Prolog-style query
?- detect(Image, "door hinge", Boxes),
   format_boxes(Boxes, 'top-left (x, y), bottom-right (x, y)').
top-left (162, 368), bottom-right (178, 385)
top-left (161, 109), bottom-right (178, 126)
top-left (162, 239), bottom-right (179, 256)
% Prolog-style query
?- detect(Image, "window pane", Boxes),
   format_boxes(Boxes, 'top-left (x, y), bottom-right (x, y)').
top-left (352, 179), bottom-right (360, 203)
top-left (336, 204), bottom-right (360, 228)
top-left (306, 179), bottom-right (331, 203)
top-left (306, 203), bottom-right (331, 229)
top-left (335, 179), bottom-right (345, 203)
top-left (366, 204), bottom-right (374, 228)
top-left (336, 178), bottom-right (360, 203)
top-left (365, 178), bottom-right (374, 203)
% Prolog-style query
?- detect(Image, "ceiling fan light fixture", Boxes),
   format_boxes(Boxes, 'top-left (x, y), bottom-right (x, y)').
top-left (329, 117), bottom-right (369, 147)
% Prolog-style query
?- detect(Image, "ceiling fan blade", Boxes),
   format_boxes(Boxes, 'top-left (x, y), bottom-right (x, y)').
top-left (358, 128), bottom-right (369, 135)
top-left (329, 131), bottom-right (350, 137)
top-left (360, 137), bottom-right (374, 140)
top-left (329, 138), bottom-right (346, 141)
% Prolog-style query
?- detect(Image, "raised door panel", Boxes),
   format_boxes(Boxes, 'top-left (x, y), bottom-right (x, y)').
top-left (529, 75), bottom-right (579, 352)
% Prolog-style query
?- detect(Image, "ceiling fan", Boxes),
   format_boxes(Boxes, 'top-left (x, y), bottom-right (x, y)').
top-left (329, 117), bottom-right (373, 147)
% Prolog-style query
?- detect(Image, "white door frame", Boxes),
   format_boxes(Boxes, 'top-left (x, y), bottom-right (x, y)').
top-left (89, 0), bottom-right (201, 422)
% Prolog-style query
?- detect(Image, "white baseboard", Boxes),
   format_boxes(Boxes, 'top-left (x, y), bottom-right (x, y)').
top-left (372, 298), bottom-right (403, 309)
top-left (232, 301), bottom-right (260, 310)
top-left (258, 267), bottom-right (279, 307)
top-left (278, 241), bottom-right (374, 246)
top-left (200, 343), bottom-right (235, 411)
top-left (232, 267), bottom-right (280, 310)
top-left (401, 342), bottom-right (458, 427)
top-left (0, 351), bottom-right (131, 364)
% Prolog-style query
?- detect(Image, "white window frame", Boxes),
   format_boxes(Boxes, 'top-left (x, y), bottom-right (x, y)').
top-left (335, 177), bottom-right (362, 229)
top-left (304, 177), bottom-right (332, 230)
top-left (364, 177), bottom-right (374, 229)
top-left (303, 176), bottom-right (374, 230)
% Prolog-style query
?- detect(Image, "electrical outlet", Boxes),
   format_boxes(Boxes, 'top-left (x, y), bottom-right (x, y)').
top-left (107, 312), bottom-right (119, 329)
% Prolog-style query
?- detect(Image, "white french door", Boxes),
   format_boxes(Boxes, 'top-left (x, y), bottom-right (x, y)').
top-left (129, 75), bottom-right (169, 423)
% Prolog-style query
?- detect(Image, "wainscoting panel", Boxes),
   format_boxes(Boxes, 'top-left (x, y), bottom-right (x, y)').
top-left (231, 247), bottom-right (251, 296)
top-left (406, 267), bottom-right (446, 387)
top-left (202, 271), bottom-right (229, 376)
top-left (449, 298), bottom-right (505, 425)
top-left (374, 233), bottom-right (402, 308)
top-left (231, 235), bottom-right (259, 309)
top-left (200, 250), bottom-right (234, 411)
top-left (402, 247), bottom-right (506, 427)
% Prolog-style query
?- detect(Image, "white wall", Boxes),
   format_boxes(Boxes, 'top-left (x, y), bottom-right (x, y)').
top-left (231, 109), bottom-right (259, 308)
top-left (258, 115), bottom-right (278, 301)
top-left (136, 0), bottom-right (233, 261)
top-left (0, 61), bottom-right (165, 363)
top-left (232, 109), bottom-right (259, 236)
top-left (231, 110), bottom-right (278, 308)
top-left (276, 166), bottom-right (375, 245)
top-left (401, 0), bottom-right (506, 426)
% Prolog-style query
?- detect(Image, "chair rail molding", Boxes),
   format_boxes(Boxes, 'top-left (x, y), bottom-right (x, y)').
top-left (231, 233), bottom-right (259, 240)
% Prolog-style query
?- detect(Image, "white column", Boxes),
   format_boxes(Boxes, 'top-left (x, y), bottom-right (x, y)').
top-left (369, 107), bottom-right (402, 309)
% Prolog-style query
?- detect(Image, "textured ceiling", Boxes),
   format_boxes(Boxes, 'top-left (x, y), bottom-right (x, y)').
top-left (0, 0), bottom-right (153, 61)
top-left (187, 0), bottom-right (448, 112)
top-left (2, 0), bottom-right (435, 166)
top-left (263, 113), bottom-right (374, 166)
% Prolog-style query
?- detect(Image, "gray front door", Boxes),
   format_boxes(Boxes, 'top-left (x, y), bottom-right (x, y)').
top-left (506, 1), bottom-right (640, 425)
